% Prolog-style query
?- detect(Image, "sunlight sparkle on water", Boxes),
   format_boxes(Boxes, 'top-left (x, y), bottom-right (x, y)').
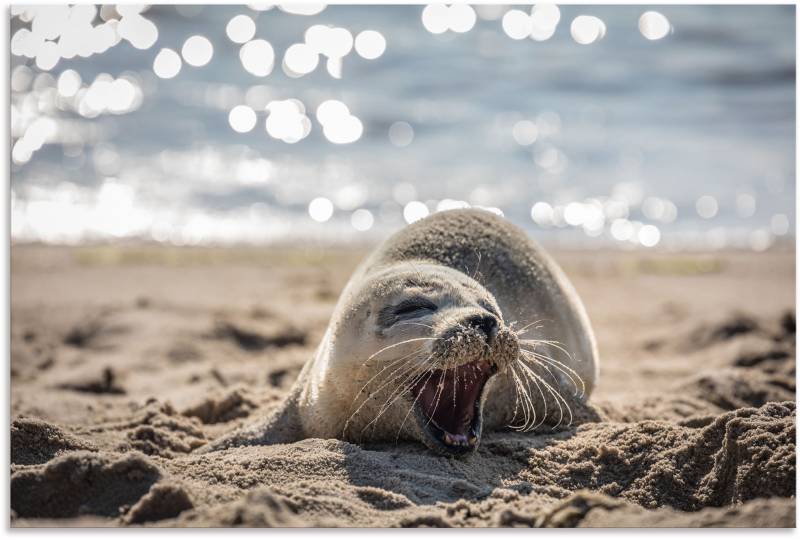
top-left (422, 4), bottom-right (476, 34)
top-left (283, 43), bottom-right (320, 76)
top-left (240, 39), bottom-right (275, 77)
top-left (403, 201), bottom-right (430, 224)
top-left (227, 14), bottom-right (256, 44)
top-left (570, 15), bottom-right (607, 45)
top-left (153, 48), bottom-right (182, 79)
top-left (309, 197), bottom-right (334, 222)
top-left (317, 100), bottom-right (362, 144)
top-left (771, 214), bottom-right (790, 236)
top-left (638, 224), bottom-right (661, 247)
top-left (749, 229), bottom-right (773, 252)
top-left (182, 35), bottom-right (214, 67)
top-left (279, 4), bottom-right (326, 16)
top-left (530, 4), bottom-right (560, 41)
top-left (351, 209), bottom-right (374, 231)
top-left (266, 99), bottom-right (311, 143)
top-left (610, 219), bottom-right (634, 241)
top-left (638, 11), bottom-right (672, 41)
top-left (57, 70), bottom-right (81, 98)
top-left (228, 105), bottom-right (257, 133)
top-left (696, 195), bottom-right (718, 219)
top-left (118, 12), bottom-right (158, 50)
top-left (736, 193), bottom-right (756, 218)
top-left (531, 202), bottom-right (554, 227)
top-left (502, 10), bottom-right (533, 40)
top-left (512, 120), bottom-right (538, 146)
top-left (388, 121), bottom-right (414, 147)
top-left (354, 30), bottom-right (386, 59)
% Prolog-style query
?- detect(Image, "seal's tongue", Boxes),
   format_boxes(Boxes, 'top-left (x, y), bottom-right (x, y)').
top-left (412, 360), bottom-right (492, 438)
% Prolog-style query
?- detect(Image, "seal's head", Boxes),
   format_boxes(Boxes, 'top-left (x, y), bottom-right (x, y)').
top-left (336, 262), bottom-right (519, 457)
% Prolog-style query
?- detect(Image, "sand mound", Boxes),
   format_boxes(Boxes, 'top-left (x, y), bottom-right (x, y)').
top-left (123, 483), bottom-right (194, 525)
top-left (539, 491), bottom-right (796, 528)
top-left (207, 318), bottom-right (307, 351)
top-left (176, 488), bottom-right (327, 527)
top-left (11, 418), bottom-right (97, 465)
top-left (56, 366), bottom-right (126, 395)
top-left (181, 388), bottom-right (257, 424)
top-left (118, 401), bottom-right (208, 457)
top-left (11, 451), bottom-right (161, 519)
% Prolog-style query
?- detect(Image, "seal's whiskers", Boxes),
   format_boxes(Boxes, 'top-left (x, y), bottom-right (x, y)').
top-left (507, 364), bottom-right (539, 431)
top-left (361, 354), bottom-right (438, 438)
top-left (515, 358), bottom-right (573, 428)
top-left (363, 337), bottom-right (442, 365)
top-left (518, 342), bottom-right (585, 398)
top-left (344, 346), bottom-right (430, 436)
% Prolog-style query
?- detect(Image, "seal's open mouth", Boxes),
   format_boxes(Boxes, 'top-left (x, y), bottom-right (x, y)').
top-left (411, 359), bottom-right (496, 455)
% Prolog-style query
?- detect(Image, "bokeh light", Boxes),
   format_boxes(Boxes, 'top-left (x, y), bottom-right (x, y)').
top-left (266, 99), bottom-right (311, 143)
top-left (403, 201), bottom-right (430, 224)
top-left (530, 3), bottom-right (560, 41)
top-left (448, 4), bottom-right (477, 33)
top-left (354, 30), bottom-right (386, 59)
top-left (317, 99), bottom-right (362, 144)
top-left (570, 15), bottom-right (607, 45)
top-left (388, 121), bottom-right (414, 147)
top-left (118, 11), bottom-right (159, 50)
top-left (153, 48), bottom-right (182, 79)
top-left (280, 4), bottom-right (326, 16)
top-left (639, 11), bottom-right (672, 41)
top-left (512, 120), bottom-right (538, 146)
top-left (228, 105), bottom-right (257, 133)
top-left (240, 39), bottom-right (275, 76)
top-left (531, 202), bottom-right (554, 227)
top-left (422, 4), bottom-right (476, 34)
top-left (638, 224), bottom-right (661, 247)
top-left (696, 195), bottom-right (719, 219)
top-left (182, 35), bottom-right (214, 67)
top-left (771, 214), bottom-right (790, 236)
top-left (226, 14), bottom-right (256, 44)
top-left (736, 193), bottom-right (756, 218)
top-left (351, 208), bottom-right (374, 231)
top-left (56, 69), bottom-right (81, 98)
top-left (308, 197), bottom-right (334, 222)
top-left (283, 43), bottom-right (319, 76)
top-left (502, 10), bottom-right (533, 40)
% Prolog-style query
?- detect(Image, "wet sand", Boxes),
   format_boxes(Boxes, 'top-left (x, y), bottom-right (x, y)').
top-left (10, 244), bottom-right (796, 527)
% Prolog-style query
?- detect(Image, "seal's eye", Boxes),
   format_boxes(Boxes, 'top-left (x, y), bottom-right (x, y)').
top-left (393, 298), bottom-right (437, 319)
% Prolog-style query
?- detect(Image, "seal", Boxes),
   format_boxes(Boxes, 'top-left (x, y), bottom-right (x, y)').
top-left (201, 208), bottom-right (599, 457)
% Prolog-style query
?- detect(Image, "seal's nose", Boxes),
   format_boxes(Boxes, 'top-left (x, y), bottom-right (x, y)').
top-left (465, 314), bottom-right (498, 342)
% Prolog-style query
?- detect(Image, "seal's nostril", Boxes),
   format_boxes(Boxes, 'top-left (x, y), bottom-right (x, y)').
top-left (466, 314), bottom-right (498, 341)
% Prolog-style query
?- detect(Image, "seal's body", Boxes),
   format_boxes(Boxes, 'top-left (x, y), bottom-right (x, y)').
top-left (203, 209), bottom-right (598, 456)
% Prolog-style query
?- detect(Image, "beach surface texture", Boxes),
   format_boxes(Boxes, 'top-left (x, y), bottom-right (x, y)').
top-left (10, 245), bottom-right (796, 527)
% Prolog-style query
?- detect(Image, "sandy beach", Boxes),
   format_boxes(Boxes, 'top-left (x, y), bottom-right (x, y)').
top-left (9, 243), bottom-right (796, 527)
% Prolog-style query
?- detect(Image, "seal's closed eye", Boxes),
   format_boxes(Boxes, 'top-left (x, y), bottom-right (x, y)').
top-left (377, 297), bottom-right (437, 327)
top-left (394, 298), bottom-right (436, 317)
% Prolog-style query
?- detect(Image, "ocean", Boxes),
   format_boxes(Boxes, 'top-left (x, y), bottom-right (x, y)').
top-left (10, 4), bottom-right (796, 250)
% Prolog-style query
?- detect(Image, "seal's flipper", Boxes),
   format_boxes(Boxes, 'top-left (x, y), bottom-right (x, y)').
top-left (194, 393), bottom-right (304, 454)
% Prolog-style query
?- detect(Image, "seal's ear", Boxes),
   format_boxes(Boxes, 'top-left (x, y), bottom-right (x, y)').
top-left (194, 390), bottom-right (304, 454)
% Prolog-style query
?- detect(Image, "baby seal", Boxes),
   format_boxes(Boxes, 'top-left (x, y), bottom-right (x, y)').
top-left (202, 208), bottom-right (598, 457)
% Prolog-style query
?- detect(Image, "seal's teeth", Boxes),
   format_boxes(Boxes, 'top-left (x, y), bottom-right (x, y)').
top-left (468, 434), bottom-right (477, 445)
top-left (443, 433), bottom-right (454, 445)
